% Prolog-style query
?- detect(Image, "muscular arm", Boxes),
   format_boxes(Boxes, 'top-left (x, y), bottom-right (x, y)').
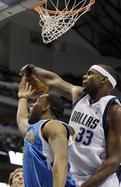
top-left (17, 81), bottom-right (34, 137)
top-left (42, 120), bottom-right (68, 187)
top-left (81, 104), bottom-right (121, 187)
top-left (17, 97), bottom-right (29, 137)
top-left (21, 64), bottom-right (83, 102)
top-left (33, 66), bottom-right (83, 102)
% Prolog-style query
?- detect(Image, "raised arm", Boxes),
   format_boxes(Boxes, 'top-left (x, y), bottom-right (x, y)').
top-left (81, 104), bottom-right (121, 187)
top-left (17, 81), bottom-right (35, 137)
top-left (20, 64), bottom-right (83, 102)
top-left (42, 120), bottom-right (68, 187)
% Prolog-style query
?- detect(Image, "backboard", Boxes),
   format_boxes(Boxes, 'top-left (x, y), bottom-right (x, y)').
top-left (0, 0), bottom-right (40, 21)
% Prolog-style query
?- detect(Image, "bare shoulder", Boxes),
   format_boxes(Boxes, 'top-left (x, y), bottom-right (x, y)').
top-left (108, 104), bottom-right (121, 126)
top-left (109, 103), bottom-right (121, 115)
top-left (43, 119), bottom-right (67, 135)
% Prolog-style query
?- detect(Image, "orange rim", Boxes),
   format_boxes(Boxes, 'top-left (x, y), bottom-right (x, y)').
top-left (31, 0), bottom-right (95, 15)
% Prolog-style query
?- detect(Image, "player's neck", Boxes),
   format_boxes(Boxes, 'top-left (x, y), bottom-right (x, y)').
top-left (89, 88), bottom-right (111, 104)
top-left (41, 112), bottom-right (56, 120)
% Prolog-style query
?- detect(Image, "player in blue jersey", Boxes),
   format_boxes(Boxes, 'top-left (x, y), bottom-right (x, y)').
top-left (17, 80), bottom-right (76, 187)
top-left (20, 64), bottom-right (121, 187)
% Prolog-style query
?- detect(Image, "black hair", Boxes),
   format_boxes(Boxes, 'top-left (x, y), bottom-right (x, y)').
top-left (99, 64), bottom-right (118, 83)
top-left (47, 94), bottom-right (64, 119)
top-left (8, 168), bottom-right (23, 185)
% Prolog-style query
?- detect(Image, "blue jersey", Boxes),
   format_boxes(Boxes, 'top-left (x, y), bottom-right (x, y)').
top-left (23, 119), bottom-right (76, 187)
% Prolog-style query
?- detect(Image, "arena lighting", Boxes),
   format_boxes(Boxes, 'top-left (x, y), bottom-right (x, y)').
top-left (8, 151), bottom-right (23, 166)
top-left (0, 151), bottom-right (7, 156)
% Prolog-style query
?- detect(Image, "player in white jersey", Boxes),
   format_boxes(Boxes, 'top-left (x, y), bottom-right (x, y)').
top-left (20, 64), bottom-right (121, 187)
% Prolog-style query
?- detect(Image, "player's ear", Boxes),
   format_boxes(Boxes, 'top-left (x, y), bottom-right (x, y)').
top-left (101, 76), bottom-right (108, 84)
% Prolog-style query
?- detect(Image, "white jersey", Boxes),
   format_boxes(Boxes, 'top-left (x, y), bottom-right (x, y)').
top-left (68, 94), bottom-right (121, 187)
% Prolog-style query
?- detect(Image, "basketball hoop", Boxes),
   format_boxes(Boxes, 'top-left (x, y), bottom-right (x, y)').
top-left (32, 0), bottom-right (95, 44)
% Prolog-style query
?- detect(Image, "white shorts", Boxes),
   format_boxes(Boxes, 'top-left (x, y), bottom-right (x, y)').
top-left (99, 173), bottom-right (119, 187)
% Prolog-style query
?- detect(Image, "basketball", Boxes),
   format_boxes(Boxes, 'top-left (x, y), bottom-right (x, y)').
top-left (21, 74), bottom-right (48, 99)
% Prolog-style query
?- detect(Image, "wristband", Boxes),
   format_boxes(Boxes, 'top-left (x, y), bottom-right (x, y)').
top-left (19, 96), bottom-right (28, 100)
top-left (25, 64), bottom-right (36, 74)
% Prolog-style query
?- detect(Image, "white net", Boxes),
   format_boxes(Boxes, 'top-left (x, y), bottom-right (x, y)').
top-left (33, 0), bottom-right (95, 44)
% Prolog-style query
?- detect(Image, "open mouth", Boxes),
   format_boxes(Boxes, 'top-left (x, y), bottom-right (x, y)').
top-left (18, 180), bottom-right (24, 185)
top-left (82, 81), bottom-right (87, 87)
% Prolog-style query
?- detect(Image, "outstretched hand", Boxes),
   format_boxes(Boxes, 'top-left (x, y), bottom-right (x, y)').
top-left (18, 80), bottom-right (36, 99)
top-left (19, 64), bottom-right (36, 76)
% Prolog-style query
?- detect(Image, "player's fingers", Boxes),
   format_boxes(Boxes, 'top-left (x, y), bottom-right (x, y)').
top-left (28, 84), bottom-right (33, 92)
top-left (19, 80), bottom-right (25, 89)
top-left (25, 82), bottom-right (30, 90)
top-left (32, 89), bottom-right (36, 95)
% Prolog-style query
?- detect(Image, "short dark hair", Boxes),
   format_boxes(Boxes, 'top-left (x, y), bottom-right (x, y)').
top-left (47, 94), bottom-right (64, 119)
top-left (8, 168), bottom-right (23, 185)
top-left (100, 64), bottom-right (118, 83)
